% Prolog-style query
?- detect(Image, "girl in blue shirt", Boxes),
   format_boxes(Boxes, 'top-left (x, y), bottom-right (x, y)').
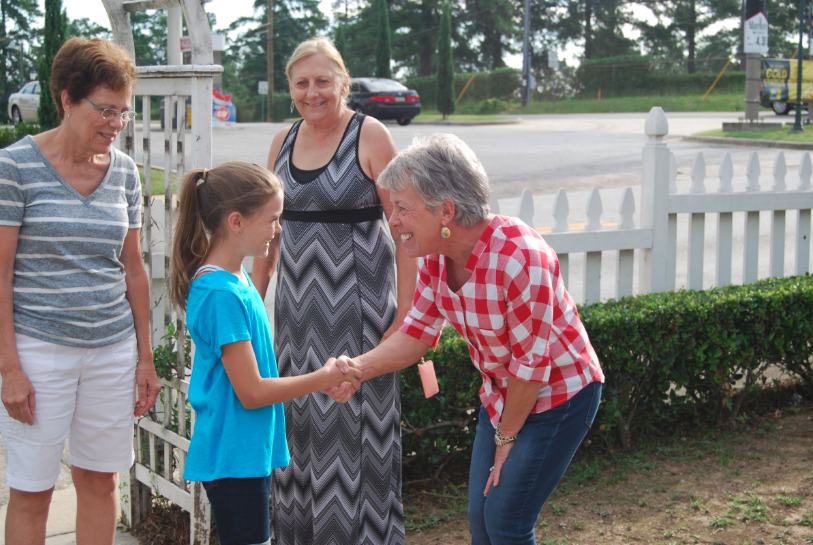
top-left (170, 161), bottom-right (360, 545)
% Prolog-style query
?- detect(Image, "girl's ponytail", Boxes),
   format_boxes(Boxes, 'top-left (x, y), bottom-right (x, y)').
top-left (170, 161), bottom-right (283, 310)
top-left (171, 168), bottom-right (210, 309)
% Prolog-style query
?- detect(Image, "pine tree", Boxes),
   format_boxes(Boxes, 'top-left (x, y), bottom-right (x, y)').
top-left (37, 0), bottom-right (66, 129)
top-left (334, 22), bottom-right (346, 60)
top-left (436, 2), bottom-right (454, 119)
top-left (374, 0), bottom-right (392, 79)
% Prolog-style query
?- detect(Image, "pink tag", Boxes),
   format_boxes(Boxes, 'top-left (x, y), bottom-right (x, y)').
top-left (418, 359), bottom-right (439, 398)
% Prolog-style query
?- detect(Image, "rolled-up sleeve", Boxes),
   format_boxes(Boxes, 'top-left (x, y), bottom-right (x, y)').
top-left (399, 257), bottom-right (446, 347)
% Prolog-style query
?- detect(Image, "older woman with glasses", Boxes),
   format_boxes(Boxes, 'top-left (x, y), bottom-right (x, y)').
top-left (0, 37), bottom-right (159, 545)
top-left (330, 134), bottom-right (604, 545)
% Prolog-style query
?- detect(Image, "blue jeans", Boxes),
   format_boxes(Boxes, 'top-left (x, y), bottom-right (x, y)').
top-left (202, 475), bottom-right (273, 545)
top-left (468, 381), bottom-right (602, 545)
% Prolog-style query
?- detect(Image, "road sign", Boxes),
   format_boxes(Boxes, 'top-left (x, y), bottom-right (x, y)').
top-left (258, 81), bottom-right (268, 95)
top-left (548, 50), bottom-right (559, 70)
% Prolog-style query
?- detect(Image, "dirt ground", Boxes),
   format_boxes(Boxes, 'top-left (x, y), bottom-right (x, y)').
top-left (403, 407), bottom-right (813, 545)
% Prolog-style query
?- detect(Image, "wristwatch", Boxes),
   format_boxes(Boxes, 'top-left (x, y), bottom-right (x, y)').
top-left (494, 423), bottom-right (518, 447)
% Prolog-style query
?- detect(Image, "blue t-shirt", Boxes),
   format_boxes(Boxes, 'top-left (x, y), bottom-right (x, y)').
top-left (183, 269), bottom-right (290, 481)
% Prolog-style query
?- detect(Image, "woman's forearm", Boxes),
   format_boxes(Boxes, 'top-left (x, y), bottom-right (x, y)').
top-left (354, 331), bottom-right (431, 381)
top-left (124, 261), bottom-right (153, 362)
top-left (498, 376), bottom-right (544, 437)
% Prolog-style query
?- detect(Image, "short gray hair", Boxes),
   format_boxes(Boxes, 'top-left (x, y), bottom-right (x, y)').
top-left (379, 134), bottom-right (490, 227)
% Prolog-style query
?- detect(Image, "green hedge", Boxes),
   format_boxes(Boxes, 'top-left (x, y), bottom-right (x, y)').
top-left (231, 92), bottom-right (302, 123)
top-left (154, 275), bottom-right (813, 479)
top-left (574, 55), bottom-right (745, 98)
top-left (0, 122), bottom-right (42, 148)
top-left (404, 67), bottom-right (521, 108)
top-left (398, 275), bottom-right (813, 474)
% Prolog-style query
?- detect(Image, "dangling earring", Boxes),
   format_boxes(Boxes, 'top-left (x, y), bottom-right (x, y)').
top-left (441, 227), bottom-right (451, 239)
top-left (290, 100), bottom-right (295, 113)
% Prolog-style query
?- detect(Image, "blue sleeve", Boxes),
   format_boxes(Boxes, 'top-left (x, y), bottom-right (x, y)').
top-left (196, 289), bottom-right (252, 358)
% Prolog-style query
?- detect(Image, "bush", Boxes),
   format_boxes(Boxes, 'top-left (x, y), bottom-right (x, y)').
top-left (405, 67), bottom-right (521, 109)
top-left (573, 54), bottom-right (745, 98)
top-left (456, 98), bottom-right (510, 115)
top-left (0, 122), bottom-right (42, 149)
top-left (398, 274), bottom-right (813, 476)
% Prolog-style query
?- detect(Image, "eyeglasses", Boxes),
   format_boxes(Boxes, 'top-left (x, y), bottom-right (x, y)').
top-left (84, 98), bottom-right (137, 122)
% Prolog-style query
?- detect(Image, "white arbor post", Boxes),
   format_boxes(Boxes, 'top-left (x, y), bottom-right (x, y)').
top-left (638, 107), bottom-right (671, 294)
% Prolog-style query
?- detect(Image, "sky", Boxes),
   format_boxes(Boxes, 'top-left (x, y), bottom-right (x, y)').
top-left (49, 0), bottom-right (530, 69)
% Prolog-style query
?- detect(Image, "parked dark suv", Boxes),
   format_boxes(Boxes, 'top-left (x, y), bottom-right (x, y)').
top-left (348, 78), bottom-right (421, 126)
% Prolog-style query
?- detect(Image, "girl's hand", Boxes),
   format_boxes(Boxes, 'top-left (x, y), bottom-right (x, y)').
top-left (324, 357), bottom-right (362, 395)
top-left (483, 443), bottom-right (515, 497)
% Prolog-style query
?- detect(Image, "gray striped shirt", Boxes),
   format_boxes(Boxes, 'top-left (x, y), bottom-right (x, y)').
top-left (0, 135), bottom-right (142, 348)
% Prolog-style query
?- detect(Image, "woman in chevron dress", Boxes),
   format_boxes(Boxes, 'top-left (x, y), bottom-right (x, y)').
top-left (251, 37), bottom-right (417, 545)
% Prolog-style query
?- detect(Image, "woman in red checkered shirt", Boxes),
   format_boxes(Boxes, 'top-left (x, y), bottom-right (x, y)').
top-left (329, 133), bottom-right (604, 545)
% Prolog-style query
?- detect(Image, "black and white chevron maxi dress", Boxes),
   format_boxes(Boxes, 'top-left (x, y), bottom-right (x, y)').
top-left (271, 113), bottom-right (404, 545)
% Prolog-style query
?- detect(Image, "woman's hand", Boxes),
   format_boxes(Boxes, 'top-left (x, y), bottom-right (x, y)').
top-left (1, 368), bottom-right (36, 425)
top-left (134, 355), bottom-right (161, 417)
top-left (324, 356), bottom-right (362, 402)
top-left (483, 443), bottom-right (515, 497)
top-left (325, 355), bottom-right (363, 402)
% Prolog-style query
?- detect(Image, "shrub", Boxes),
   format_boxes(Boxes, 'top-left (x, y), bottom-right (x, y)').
top-left (456, 98), bottom-right (510, 115)
top-left (0, 122), bottom-right (43, 149)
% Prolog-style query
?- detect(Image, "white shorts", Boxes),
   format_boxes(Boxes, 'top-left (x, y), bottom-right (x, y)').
top-left (0, 333), bottom-right (138, 492)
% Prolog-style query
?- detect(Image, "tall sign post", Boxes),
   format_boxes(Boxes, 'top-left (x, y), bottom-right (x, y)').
top-left (743, 0), bottom-right (768, 121)
top-left (793, 0), bottom-right (807, 131)
top-left (548, 50), bottom-right (558, 110)
top-left (521, 0), bottom-right (531, 107)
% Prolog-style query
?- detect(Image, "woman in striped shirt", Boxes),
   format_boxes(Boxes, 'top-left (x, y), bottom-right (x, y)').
top-left (0, 38), bottom-right (159, 545)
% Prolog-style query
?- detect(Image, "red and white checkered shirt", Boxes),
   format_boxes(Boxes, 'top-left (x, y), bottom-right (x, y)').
top-left (401, 215), bottom-right (604, 427)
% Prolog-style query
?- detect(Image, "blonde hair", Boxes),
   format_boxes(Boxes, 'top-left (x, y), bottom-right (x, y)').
top-left (170, 161), bottom-right (283, 308)
top-left (286, 37), bottom-right (351, 104)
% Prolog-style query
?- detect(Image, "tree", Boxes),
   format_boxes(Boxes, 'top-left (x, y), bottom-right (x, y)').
top-left (436, 2), bottom-right (454, 119)
top-left (67, 17), bottom-right (111, 40)
top-left (221, 0), bottom-right (327, 121)
top-left (0, 0), bottom-right (39, 123)
top-left (334, 21), bottom-right (346, 59)
top-left (374, 0), bottom-right (392, 78)
top-left (37, 0), bottom-right (66, 129)
top-left (460, 0), bottom-right (518, 70)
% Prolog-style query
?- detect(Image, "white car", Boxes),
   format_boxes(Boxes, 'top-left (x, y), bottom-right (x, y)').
top-left (8, 81), bottom-right (40, 125)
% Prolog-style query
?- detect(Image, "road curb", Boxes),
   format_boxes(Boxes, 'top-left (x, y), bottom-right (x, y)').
top-left (682, 135), bottom-right (813, 150)
top-left (410, 118), bottom-right (519, 126)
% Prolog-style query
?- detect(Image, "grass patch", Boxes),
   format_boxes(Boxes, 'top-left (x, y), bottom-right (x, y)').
top-left (509, 93), bottom-right (746, 115)
top-left (414, 108), bottom-right (509, 122)
top-left (695, 126), bottom-right (813, 143)
top-left (137, 166), bottom-right (178, 196)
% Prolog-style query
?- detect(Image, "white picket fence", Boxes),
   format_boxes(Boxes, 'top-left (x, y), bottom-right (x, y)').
top-left (492, 107), bottom-right (813, 305)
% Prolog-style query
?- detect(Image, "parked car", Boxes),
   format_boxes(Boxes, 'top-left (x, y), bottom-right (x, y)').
top-left (8, 81), bottom-right (40, 126)
top-left (348, 78), bottom-right (420, 126)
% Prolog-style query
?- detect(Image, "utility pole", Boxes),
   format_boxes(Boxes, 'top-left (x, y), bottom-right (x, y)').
top-left (267, 0), bottom-right (274, 122)
top-left (793, 0), bottom-right (807, 131)
top-left (522, 0), bottom-right (531, 107)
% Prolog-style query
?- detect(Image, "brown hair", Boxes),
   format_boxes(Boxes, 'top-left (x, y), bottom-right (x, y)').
top-left (170, 161), bottom-right (283, 309)
top-left (50, 37), bottom-right (138, 119)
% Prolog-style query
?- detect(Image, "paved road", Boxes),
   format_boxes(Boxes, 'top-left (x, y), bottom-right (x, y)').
top-left (134, 111), bottom-right (801, 198)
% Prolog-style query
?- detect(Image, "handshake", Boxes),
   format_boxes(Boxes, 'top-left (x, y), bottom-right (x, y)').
top-left (323, 355), bottom-right (363, 403)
